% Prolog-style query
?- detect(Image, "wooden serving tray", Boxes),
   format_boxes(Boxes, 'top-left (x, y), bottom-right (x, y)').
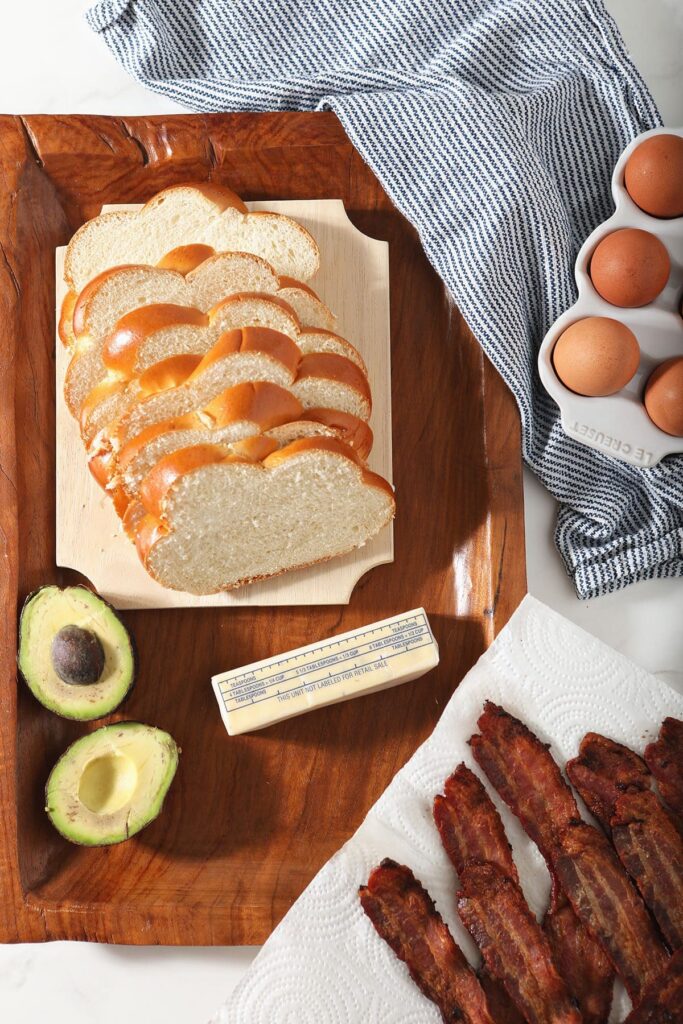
top-left (0, 112), bottom-right (526, 945)
top-left (55, 198), bottom-right (393, 608)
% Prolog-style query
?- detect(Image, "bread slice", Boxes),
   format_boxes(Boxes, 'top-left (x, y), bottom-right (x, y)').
top-left (110, 403), bottom-right (373, 507)
top-left (117, 348), bottom-right (370, 453)
top-left (65, 271), bottom-right (335, 418)
top-left (133, 437), bottom-right (394, 593)
top-left (64, 183), bottom-right (320, 292)
top-left (65, 249), bottom-right (335, 349)
top-left (86, 326), bottom-right (371, 453)
top-left (296, 327), bottom-right (367, 374)
top-left (107, 381), bottom-right (306, 502)
top-left (80, 324), bottom-right (303, 447)
top-left (265, 410), bottom-right (373, 459)
top-left (74, 293), bottom-right (304, 436)
top-left (290, 352), bottom-right (371, 419)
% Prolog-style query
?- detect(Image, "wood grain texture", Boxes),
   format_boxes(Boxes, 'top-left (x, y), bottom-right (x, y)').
top-left (55, 199), bottom-right (393, 607)
top-left (0, 112), bottom-right (526, 945)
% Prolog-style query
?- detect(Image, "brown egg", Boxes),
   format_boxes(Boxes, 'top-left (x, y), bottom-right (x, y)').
top-left (624, 134), bottom-right (683, 218)
top-left (644, 357), bottom-right (683, 436)
top-left (553, 318), bottom-right (640, 397)
top-left (590, 229), bottom-right (669, 307)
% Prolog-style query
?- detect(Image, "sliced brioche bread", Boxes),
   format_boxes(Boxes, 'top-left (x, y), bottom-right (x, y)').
top-left (66, 279), bottom-right (334, 418)
top-left (110, 404), bottom-right (373, 506)
top-left (92, 380), bottom-right (302, 519)
top-left (67, 250), bottom-right (335, 351)
top-left (87, 327), bottom-right (371, 453)
top-left (296, 327), bottom-right (367, 374)
top-left (80, 324), bottom-right (303, 446)
top-left (117, 347), bottom-right (370, 452)
top-left (64, 184), bottom-right (320, 292)
top-left (115, 418), bottom-right (364, 540)
top-left (133, 437), bottom-right (394, 593)
top-left (265, 411), bottom-right (373, 460)
top-left (290, 352), bottom-right (371, 419)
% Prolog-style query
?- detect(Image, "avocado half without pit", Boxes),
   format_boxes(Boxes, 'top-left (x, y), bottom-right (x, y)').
top-left (46, 723), bottom-right (179, 846)
top-left (18, 585), bottom-right (136, 721)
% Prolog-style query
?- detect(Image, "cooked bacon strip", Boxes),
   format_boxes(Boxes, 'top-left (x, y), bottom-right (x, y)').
top-left (644, 717), bottom-right (683, 818)
top-left (359, 859), bottom-right (495, 1024)
top-left (470, 702), bottom-right (615, 1016)
top-left (623, 947), bottom-right (683, 1023)
top-left (456, 862), bottom-right (581, 1024)
top-left (611, 788), bottom-right (683, 951)
top-left (566, 733), bottom-right (650, 831)
top-left (554, 821), bottom-right (669, 1002)
top-left (433, 764), bottom-right (518, 880)
top-left (567, 731), bottom-right (683, 949)
top-left (435, 765), bottom-right (584, 1022)
top-left (543, 881), bottom-right (614, 1024)
top-left (478, 969), bottom-right (527, 1024)
top-left (469, 702), bottom-right (579, 862)
top-left (470, 703), bottom-right (683, 1008)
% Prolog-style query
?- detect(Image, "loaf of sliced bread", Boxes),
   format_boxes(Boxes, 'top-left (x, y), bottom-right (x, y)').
top-left (64, 184), bottom-right (320, 293)
top-left (133, 437), bottom-right (394, 593)
top-left (65, 270), bottom-right (336, 418)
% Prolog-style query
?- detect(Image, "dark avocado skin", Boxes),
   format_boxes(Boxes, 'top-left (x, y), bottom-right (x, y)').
top-left (17, 584), bottom-right (138, 721)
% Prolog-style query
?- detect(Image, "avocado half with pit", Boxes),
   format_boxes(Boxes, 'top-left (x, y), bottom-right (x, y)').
top-left (18, 585), bottom-right (136, 721)
top-left (46, 722), bottom-right (179, 846)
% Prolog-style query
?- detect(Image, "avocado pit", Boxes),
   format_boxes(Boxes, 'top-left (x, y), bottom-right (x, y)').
top-left (51, 624), bottom-right (105, 685)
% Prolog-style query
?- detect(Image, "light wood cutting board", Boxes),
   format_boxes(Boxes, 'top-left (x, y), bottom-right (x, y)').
top-left (55, 198), bottom-right (393, 609)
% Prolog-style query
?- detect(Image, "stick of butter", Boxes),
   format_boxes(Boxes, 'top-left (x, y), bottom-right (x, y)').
top-left (212, 608), bottom-right (439, 735)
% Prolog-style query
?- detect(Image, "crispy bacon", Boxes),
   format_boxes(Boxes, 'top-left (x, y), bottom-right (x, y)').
top-left (566, 731), bottom-right (683, 950)
top-left (469, 702), bottom-right (579, 862)
top-left (543, 881), bottom-right (614, 1024)
top-left (468, 703), bottom-right (679, 1007)
top-left (478, 969), bottom-right (527, 1024)
top-left (566, 733), bottom-right (651, 831)
top-left (456, 862), bottom-right (581, 1024)
top-left (435, 764), bottom-right (584, 1022)
top-left (554, 821), bottom-right (669, 1002)
top-left (611, 788), bottom-right (683, 951)
top-left (359, 859), bottom-right (495, 1024)
top-left (623, 947), bottom-right (683, 1023)
top-left (644, 717), bottom-right (683, 818)
top-left (433, 764), bottom-right (518, 881)
top-left (470, 702), bottom-right (615, 1016)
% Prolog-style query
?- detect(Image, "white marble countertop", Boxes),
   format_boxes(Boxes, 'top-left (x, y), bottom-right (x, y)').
top-left (0, 1), bottom-right (681, 1020)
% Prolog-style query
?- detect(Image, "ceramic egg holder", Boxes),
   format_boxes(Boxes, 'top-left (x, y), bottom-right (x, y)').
top-left (538, 127), bottom-right (683, 467)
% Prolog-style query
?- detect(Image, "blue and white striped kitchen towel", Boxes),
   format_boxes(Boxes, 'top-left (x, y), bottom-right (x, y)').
top-left (86, 0), bottom-right (682, 599)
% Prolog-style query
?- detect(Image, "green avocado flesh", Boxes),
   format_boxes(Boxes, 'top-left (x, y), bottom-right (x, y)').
top-left (46, 722), bottom-right (179, 846)
top-left (18, 585), bottom-right (136, 721)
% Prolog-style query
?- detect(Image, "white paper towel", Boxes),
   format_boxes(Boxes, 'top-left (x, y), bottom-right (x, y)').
top-left (213, 595), bottom-right (683, 1023)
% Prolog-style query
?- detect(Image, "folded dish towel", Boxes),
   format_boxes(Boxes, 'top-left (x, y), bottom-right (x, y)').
top-left (86, 0), bottom-right (681, 599)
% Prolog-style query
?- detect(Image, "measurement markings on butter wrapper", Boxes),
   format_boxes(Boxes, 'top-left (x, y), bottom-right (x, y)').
top-left (216, 611), bottom-right (435, 711)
